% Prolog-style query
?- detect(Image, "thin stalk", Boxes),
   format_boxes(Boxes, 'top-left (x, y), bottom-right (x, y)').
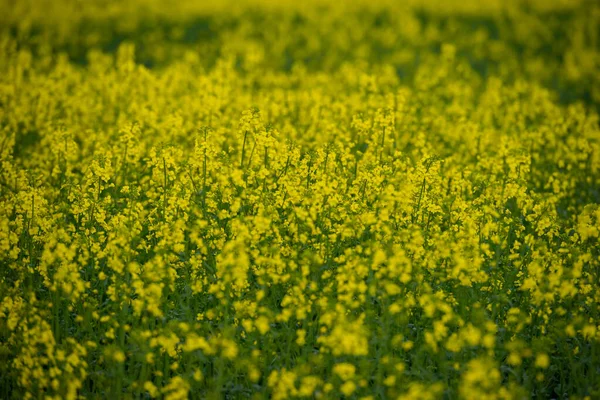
top-left (247, 139), bottom-right (257, 170)
top-left (202, 132), bottom-right (208, 211)
top-left (240, 130), bottom-right (248, 168)
top-left (380, 126), bottom-right (386, 161)
top-left (413, 176), bottom-right (427, 224)
top-left (163, 158), bottom-right (168, 220)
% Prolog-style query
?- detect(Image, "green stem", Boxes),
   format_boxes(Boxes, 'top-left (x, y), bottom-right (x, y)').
top-left (240, 131), bottom-right (248, 169)
top-left (163, 158), bottom-right (168, 219)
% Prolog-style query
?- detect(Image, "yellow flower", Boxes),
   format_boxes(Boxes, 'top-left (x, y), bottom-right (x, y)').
top-left (340, 381), bottom-right (356, 396)
top-left (333, 363), bottom-right (356, 381)
top-left (535, 353), bottom-right (550, 369)
top-left (112, 350), bottom-right (125, 363)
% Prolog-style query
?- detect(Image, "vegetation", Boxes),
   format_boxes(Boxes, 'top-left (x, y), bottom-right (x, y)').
top-left (1, 0), bottom-right (599, 398)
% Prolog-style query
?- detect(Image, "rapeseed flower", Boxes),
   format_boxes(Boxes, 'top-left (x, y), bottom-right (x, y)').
top-left (0, 0), bottom-right (599, 398)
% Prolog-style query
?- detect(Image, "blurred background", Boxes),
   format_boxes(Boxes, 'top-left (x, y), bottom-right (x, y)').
top-left (1, 0), bottom-right (598, 110)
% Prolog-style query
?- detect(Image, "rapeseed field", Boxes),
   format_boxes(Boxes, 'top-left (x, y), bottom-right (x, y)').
top-left (1, 0), bottom-right (599, 398)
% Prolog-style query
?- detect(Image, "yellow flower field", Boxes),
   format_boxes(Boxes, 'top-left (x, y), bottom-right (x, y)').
top-left (1, 0), bottom-right (599, 398)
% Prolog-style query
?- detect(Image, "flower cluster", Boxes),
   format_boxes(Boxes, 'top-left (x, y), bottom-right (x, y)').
top-left (1, 0), bottom-right (599, 399)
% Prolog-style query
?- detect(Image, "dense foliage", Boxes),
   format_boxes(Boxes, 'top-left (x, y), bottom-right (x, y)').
top-left (1, 0), bottom-right (599, 398)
